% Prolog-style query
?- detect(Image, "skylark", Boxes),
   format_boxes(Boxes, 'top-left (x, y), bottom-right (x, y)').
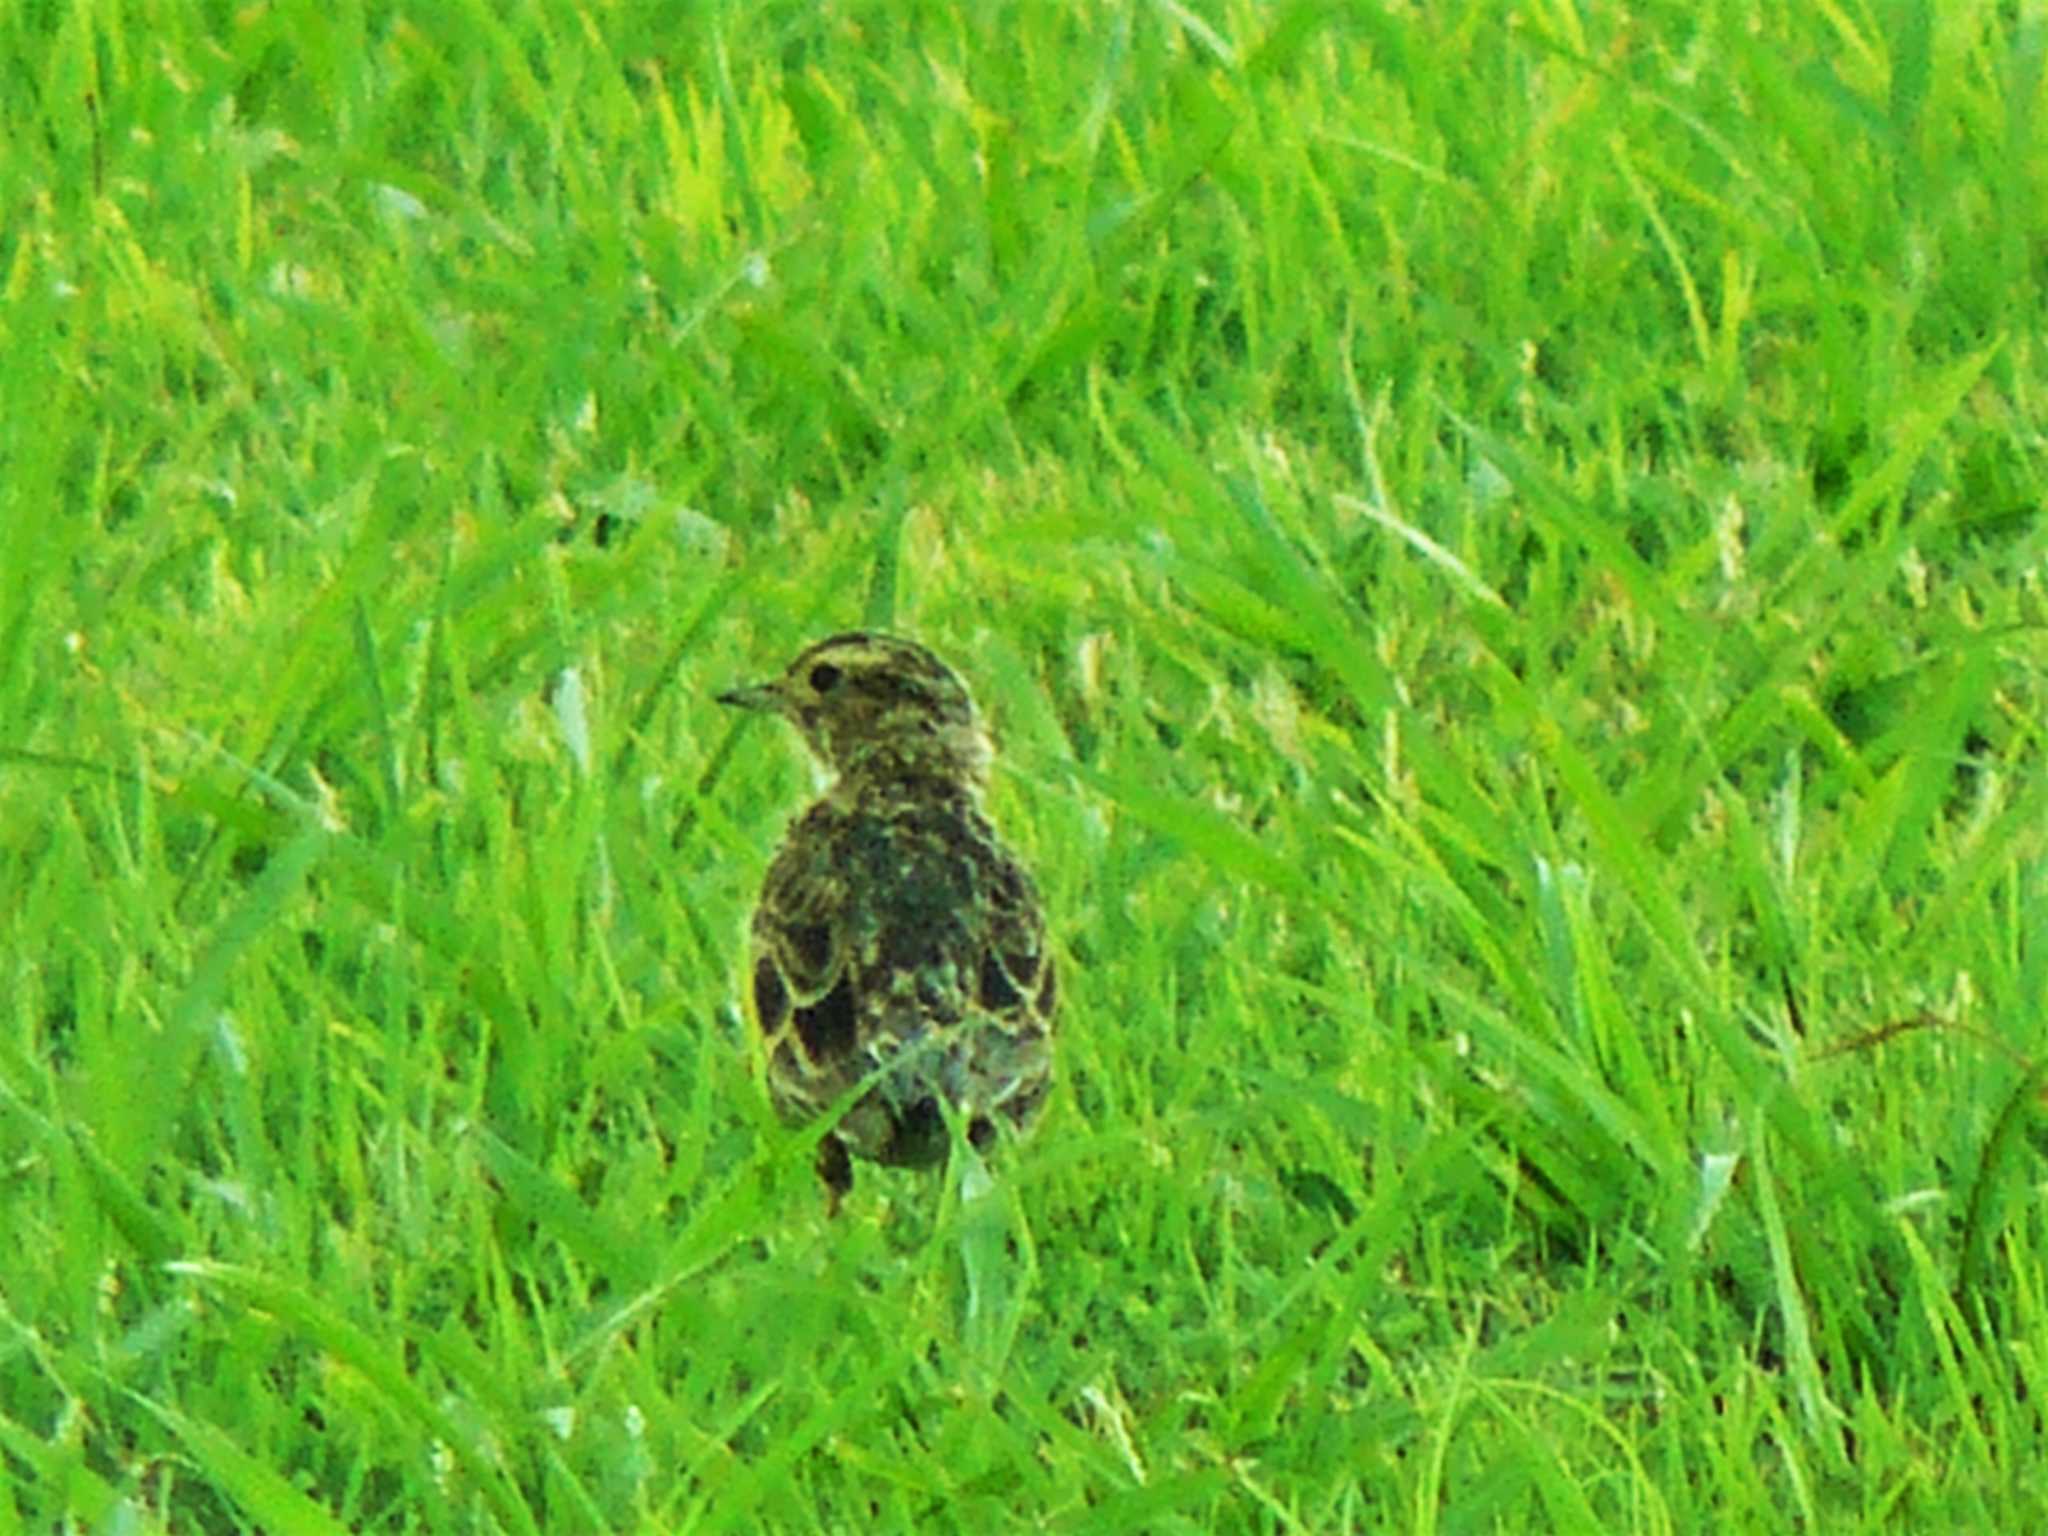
top-left (719, 633), bottom-right (1056, 1207)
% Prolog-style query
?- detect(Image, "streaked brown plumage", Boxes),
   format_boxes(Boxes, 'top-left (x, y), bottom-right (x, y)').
top-left (719, 633), bottom-right (1056, 1206)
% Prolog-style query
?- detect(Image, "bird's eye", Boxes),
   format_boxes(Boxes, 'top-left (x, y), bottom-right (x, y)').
top-left (808, 663), bottom-right (843, 694)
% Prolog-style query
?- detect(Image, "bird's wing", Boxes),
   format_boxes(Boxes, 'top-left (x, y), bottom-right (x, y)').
top-left (748, 805), bottom-right (864, 1115)
top-left (961, 833), bottom-right (1057, 1035)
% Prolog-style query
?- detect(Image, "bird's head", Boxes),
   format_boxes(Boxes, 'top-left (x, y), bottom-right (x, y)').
top-left (718, 632), bottom-right (993, 786)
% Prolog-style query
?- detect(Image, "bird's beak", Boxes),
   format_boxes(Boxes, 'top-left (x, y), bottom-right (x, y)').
top-left (716, 680), bottom-right (783, 712)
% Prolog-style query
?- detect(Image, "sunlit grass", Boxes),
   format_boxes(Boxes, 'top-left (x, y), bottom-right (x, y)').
top-left (4, 0), bottom-right (2047, 1530)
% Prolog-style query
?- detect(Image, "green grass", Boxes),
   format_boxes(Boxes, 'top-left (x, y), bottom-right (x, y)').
top-left (5, 0), bottom-right (2048, 1529)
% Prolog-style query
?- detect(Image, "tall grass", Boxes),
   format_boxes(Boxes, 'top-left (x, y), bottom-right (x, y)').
top-left (3, 1), bottom-right (2045, 1529)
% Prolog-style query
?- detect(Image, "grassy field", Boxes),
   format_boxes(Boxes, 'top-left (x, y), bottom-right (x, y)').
top-left (5, 0), bottom-right (2048, 1529)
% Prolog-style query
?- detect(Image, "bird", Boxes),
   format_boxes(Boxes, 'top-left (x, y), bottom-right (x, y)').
top-left (717, 632), bottom-right (1057, 1209)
